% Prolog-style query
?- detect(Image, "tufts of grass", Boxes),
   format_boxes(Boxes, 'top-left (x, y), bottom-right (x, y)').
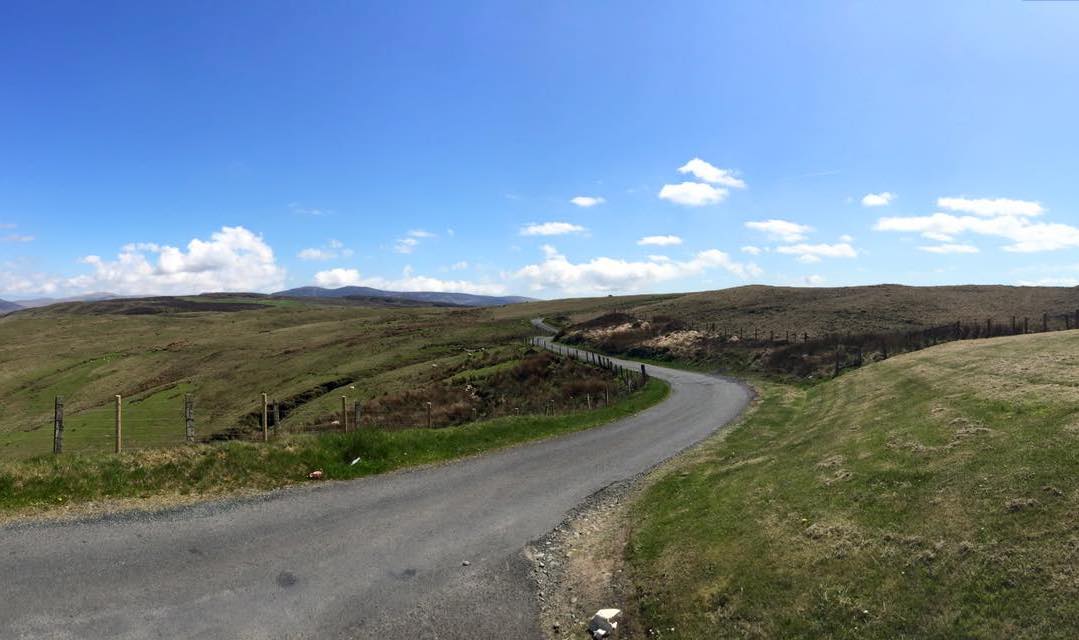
top-left (0, 378), bottom-right (668, 517)
top-left (626, 331), bottom-right (1079, 639)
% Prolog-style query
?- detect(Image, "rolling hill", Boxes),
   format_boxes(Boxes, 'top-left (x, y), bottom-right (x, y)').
top-left (274, 285), bottom-right (534, 307)
top-left (0, 299), bottom-right (21, 315)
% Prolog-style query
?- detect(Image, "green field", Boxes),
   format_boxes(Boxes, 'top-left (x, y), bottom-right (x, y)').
top-left (626, 330), bottom-right (1079, 639)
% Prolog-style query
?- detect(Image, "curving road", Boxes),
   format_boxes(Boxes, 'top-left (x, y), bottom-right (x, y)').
top-left (0, 321), bottom-right (751, 640)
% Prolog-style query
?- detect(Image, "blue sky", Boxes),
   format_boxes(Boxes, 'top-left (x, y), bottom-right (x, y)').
top-left (2, 1), bottom-right (1079, 300)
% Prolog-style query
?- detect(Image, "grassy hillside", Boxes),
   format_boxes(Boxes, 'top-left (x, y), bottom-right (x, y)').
top-left (0, 292), bottom-right (657, 460)
top-left (626, 330), bottom-right (1079, 638)
top-left (627, 284), bottom-right (1079, 336)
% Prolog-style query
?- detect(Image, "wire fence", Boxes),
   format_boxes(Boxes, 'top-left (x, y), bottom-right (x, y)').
top-left (6, 338), bottom-right (647, 460)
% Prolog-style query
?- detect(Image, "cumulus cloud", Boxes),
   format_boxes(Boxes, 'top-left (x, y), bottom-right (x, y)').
top-left (67, 226), bottom-right (285, 295)
top-left (875, 211), bottom-right (1079, 252)
top-left (570, 196), bottom-right (605, 208)
top-left (937, 197), bottom-right (1043, 217)
top-left (658, 182), bottom-right (728, 206)
top-left (513, 245), bottom-right (760, 294)
top-left (520, 222), bottom-right (586, 236)
top-left (861, 192), bottom-right (895, 207)
top-left (740, 245), bottom-right (763, 255)
top-left (918, 243), bottom-right (979, 254)
top-left (745, 219), bottom-right (813, 242)
top-left (677, 158), bottom-right (746, 189)
top-left (637, 235), bottom-right (683, 246)
top-left (775, 242), bottom-right (858, 263)
top-left (314, 266), bottom-right (506, 295)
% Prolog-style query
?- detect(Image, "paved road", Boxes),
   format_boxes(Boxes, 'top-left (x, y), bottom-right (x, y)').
top-left (0, 321), bottom-right (751, 640)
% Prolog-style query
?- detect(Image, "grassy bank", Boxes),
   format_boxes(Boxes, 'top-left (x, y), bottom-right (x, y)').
top-left (0, 377), bottom-right (668, 518)
top-left (626, 331), bottom-right (1079, 639)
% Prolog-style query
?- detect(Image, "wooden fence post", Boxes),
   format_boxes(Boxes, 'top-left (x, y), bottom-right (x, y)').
top-left (341, 396), bottom-right (348, 432)
top-left (641, 364), bottom-right (647, 382)
top-left (262, 393), bottom-right (268, 442)
top-left (426, 402), bottom-right (432, 428)
top-left (53, 396), bottom-right (63, 454)
top-left (185, 393), bottom-right (195, 443)
top-left (115, 394), bottom-right (123, 453)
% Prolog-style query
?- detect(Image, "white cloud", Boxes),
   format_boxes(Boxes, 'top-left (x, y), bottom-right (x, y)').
top-left (314, 266), bottom-right (506, 295)
top-left (804, 274), bottom-right (825, 285)
top-left (637, 235), bottom-right (683, 246)
top-left (570, 196), bottom-right (605, 208)
top-left (647, 255), bottom-right (671, 262)
top-left (514, 246), bottom-right (760, 294)
top-left (298, 239), bottom-right (352, 261)
top-left (314, 268), bottom-right (362, 287)
top-left (875, 212), bottom-right (1079, 252)
top-left (407, 229), bottom-right (436, 238)
top-left (839, 234), bottom-right (854, 243)
top-left (2, 234), bottom-right (34, 243)
top-left (861, 192), bottom-right (895, 207)
top-left (745, 219), bottom-right (813, 242)
top-left (658, 182), bottom-right (727, 206)
top-left (775, 242), bottom-right (858, 262)
top-left (677, 158), bottom-right (746, 189)
top-left (69, 226), bottom-right (285, 295)
top-left (937, 197), bottom-right (1043, 217)
top-left (520, 222), bottom-right (587, 236)
top-left (918, 243), bottom-right (979, 254)
top-left (740, 245), bottom-right (763, 255)
top-left (449, 261), bottom-right (469, 271)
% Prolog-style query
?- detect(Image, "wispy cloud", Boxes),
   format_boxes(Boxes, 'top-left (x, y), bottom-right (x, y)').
top-left (745, 219), bottom-right (813, 242)
top-left (918, 243), bottom-right (979, 254)
top-left (1, 234), bottom-right (34, 243)
top-left (288, 202), bottom-right (333, 216)
top-left (298, 239), bottom-right (353, 261)
top-left (520, 222), bottom-right (586, 236)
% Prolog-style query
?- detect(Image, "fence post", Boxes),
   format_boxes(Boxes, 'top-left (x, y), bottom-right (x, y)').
top-left (586, 394), bottom-right (592, 410)
top-left (641, 364), bottom-right (647, 382)
top-left (115, 394), bottom-right (123, 453)
top-left (262, 393), bottom-right (268, 442)
top-left (426, 401), bottom-right (432, 428)
top-left (53, 396), bottom-right (64, 454)
top-left (341, 396), bottom-right (348, 432)
top-left (185, 393), bottom-right (195, 443)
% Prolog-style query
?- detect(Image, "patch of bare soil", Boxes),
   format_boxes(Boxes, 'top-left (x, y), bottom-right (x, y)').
top-left (529, 480), bottom-right (643, 639)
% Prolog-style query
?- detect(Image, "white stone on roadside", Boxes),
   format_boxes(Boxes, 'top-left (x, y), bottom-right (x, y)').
top-left (588, 609), bottom-right (622, 636)
top-left (461, 560), bottom-right (470, 566)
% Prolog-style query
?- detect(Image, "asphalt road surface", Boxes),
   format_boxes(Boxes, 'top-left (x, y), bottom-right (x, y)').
top-left (0, 320), bottom-right (752, 639)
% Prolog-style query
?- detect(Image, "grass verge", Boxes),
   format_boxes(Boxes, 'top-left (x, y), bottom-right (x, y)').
top-left (626, 331), bottom-right (1079, 639)
top-left (0, 377), bottom-right (668, 519)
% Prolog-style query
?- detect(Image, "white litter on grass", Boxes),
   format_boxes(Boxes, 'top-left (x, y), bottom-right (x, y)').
top-left (350, 457), bottom-right (362, 466)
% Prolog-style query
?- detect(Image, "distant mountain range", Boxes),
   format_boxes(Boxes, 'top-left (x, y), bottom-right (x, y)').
top-left (274, 286), bottom-right (534, 307)
top-left (0, 292), bottom-right (120, 312)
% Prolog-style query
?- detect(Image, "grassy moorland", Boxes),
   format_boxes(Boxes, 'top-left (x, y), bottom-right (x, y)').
top-left (626, 330), bottom-right (1079, 639)
top-left (0, 292), bottom-right (676, 460)
top-left (0, 375), bottom-right (667, 517)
